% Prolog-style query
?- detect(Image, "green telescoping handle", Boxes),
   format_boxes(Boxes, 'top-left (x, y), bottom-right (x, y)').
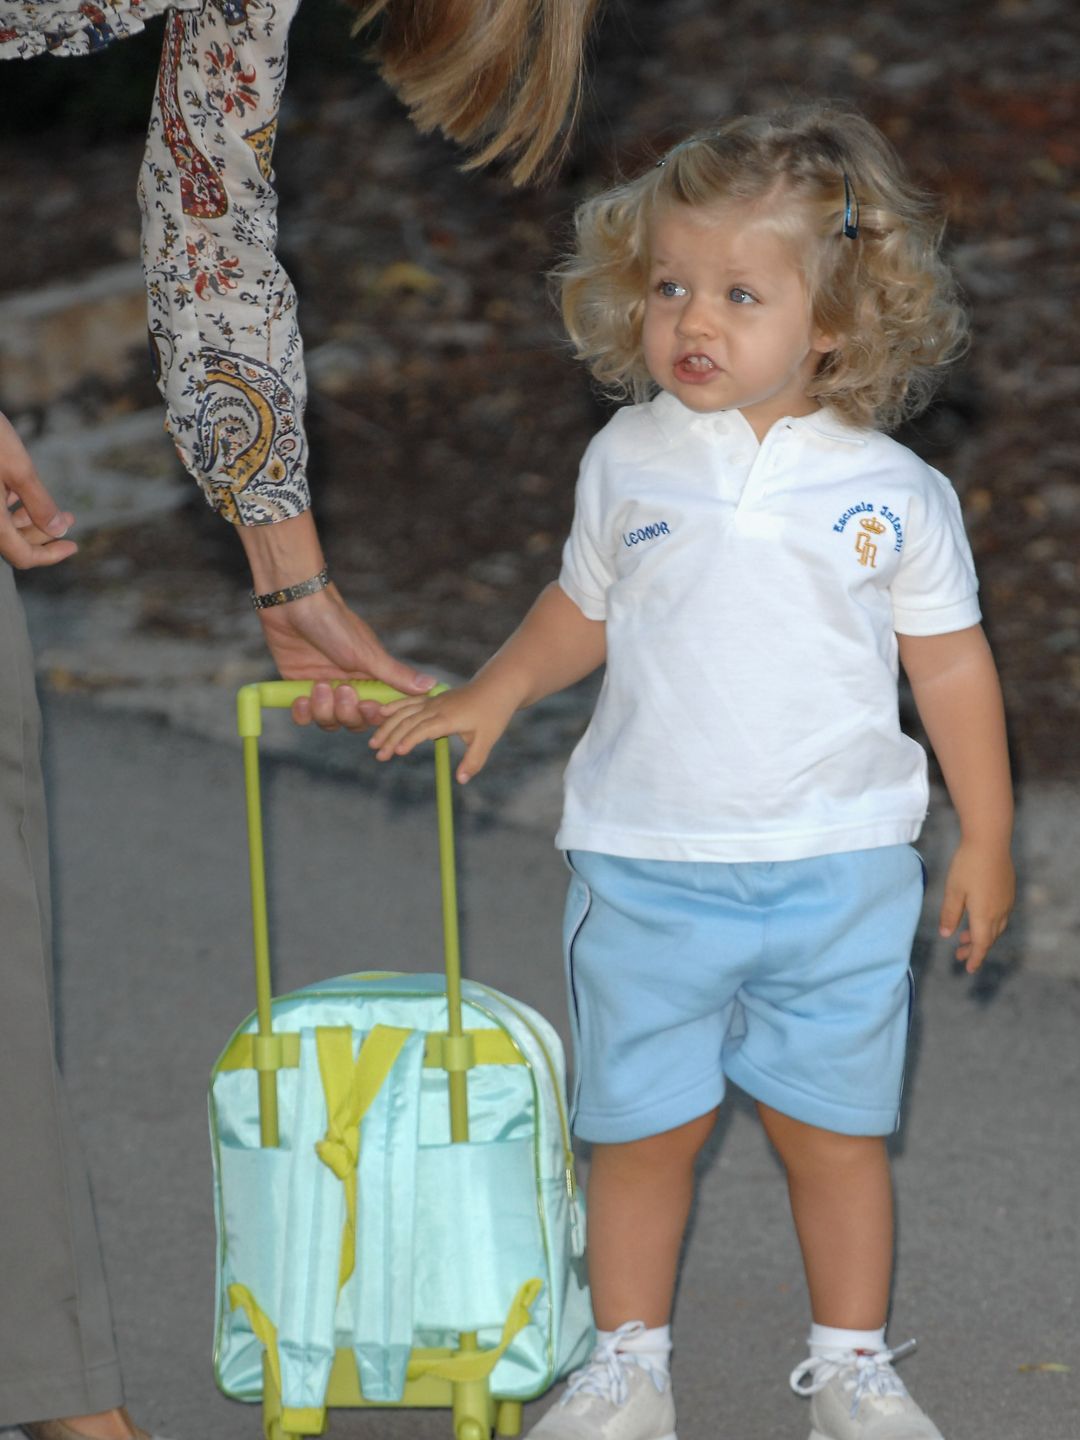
top-left (235, 680), bottom-right (472, 1146)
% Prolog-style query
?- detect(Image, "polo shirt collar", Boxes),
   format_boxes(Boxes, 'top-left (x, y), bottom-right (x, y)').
top-left (791, 407), bottom-right (869, 447)
top-left (649, 389), bottom-right (868, 448)
top-left (650, 389), bottom-right (750, 443)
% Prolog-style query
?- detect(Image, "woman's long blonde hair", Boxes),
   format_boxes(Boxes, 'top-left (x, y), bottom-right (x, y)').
top-left (351, 0), bottom-right (601, 185)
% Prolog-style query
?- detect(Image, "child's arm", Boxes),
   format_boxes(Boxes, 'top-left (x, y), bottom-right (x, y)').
top-left (369, 581), bottom-right (605, 782)
top-left (898, 624), bottom-right (1015, 972)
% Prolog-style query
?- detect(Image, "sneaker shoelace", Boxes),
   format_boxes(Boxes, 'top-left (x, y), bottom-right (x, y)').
top-left (562, 1322), bottom-right (669, 1408)
top-left (789, 1339), bottom-right (918, 1419)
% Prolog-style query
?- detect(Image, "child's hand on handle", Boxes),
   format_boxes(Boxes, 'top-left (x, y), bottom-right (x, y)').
top-left (938, 837), bottom-right (1015, 972)
top-left (369, 581), bottom-right (603, 776)
top-left (370, 679), bottom-right (519, 783)
top-left (0, 414), bottom-right (78, 570)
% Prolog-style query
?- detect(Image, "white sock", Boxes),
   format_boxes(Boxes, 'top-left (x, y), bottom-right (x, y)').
top-left (809, 1323), bottom-right (887, 1358)
top-left (600, 1322), bottom-right (672, 1374)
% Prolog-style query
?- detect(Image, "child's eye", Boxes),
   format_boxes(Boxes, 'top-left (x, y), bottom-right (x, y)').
top-left (656, 280), bottom-right (686, 299)
top-left (729, 287), bottom-right (756, 305)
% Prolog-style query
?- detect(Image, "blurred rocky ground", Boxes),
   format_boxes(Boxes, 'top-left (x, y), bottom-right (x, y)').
top-left (1, 0), bottom-right (1077, 963)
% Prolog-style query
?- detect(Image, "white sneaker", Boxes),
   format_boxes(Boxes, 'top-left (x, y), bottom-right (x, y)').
top-left (527, 1322), bottom-right (677, 1440)
top-left (790, 1341), bottom-right (945, 1440)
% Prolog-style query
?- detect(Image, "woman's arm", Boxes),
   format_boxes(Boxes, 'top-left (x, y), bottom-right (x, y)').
top-left (899, 624), bottom-right (1015, 971)
top-left (137, 0), bottom-right (605, 718)
top-left (368, 581), bottom-right (606, 781)
top-left (140, 0), bottom-right (311, 526)
top-left (140, 1), bottom-right (434, 713)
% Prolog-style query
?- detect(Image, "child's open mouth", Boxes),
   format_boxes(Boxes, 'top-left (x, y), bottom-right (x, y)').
top-left (674, 354), bottom-right (718, 382)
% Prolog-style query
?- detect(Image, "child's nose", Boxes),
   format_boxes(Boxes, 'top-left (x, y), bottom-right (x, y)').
top-left (675, 297), bottom-right (715, 338)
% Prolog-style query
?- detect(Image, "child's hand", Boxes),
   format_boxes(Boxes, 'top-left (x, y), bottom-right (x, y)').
top-left (939, 838), bottom-right (1016, 973)
top-left (368, 680), bottom-right (518, 783)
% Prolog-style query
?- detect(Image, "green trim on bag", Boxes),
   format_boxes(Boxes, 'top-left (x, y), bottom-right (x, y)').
top-left (216, 1025), bottom-right (525, 1075)
top-left (229, 1276), bottom-right (543, 1431)
top-left (408, 1278), bottom-right (543, 1381)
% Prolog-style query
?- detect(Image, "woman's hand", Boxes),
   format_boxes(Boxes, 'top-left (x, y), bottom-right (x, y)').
top-left (0, 414), bottom-right (78, 570)
top-left (237, 509), bottom-right (434, 728)
top-left (257, 583), bottom-right (436, 729)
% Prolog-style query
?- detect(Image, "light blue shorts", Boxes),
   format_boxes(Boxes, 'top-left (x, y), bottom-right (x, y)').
top-left (562, 846), bottom-right (925, 1143)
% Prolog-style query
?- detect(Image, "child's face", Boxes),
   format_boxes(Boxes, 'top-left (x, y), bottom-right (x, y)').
top-left (641, 201), bottom-right (835, 440)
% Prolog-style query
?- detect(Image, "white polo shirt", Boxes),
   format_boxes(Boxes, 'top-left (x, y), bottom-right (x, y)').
top-left (555, 391), bottom-right (981, 863)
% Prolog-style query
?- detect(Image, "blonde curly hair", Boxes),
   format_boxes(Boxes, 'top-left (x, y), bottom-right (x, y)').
top-left (557, 104), bottom-right (969, 430)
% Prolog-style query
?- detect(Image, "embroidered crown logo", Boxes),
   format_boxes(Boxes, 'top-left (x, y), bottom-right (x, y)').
top-left (855, 515), bottom-right (887, 568)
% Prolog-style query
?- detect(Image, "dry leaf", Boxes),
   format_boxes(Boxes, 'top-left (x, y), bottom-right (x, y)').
top-left (373, 262), bottom-right (442, 297)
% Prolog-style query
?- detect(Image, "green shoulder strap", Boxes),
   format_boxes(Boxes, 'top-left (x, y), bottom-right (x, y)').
top-left (314, 1023), bottom-right (413, 1289)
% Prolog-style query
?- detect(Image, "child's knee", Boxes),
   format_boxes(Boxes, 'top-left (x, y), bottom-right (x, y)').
top-left (759, 1103), bottom-right (887, 1179)
top-left (647, 1107), bottom-right (718, 1162)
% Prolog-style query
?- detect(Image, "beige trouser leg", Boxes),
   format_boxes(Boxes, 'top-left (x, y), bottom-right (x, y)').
top-left (0, 562), bottom-right (124, 1424)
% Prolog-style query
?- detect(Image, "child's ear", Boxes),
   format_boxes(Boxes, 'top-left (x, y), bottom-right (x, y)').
top-left (812, 327), bottom-right (842, 355)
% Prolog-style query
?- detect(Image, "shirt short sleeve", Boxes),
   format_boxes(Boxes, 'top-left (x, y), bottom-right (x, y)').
top-left (558, 432), bottom-right (614, 621)
top-left (891, 467), bottom-right (981, 636)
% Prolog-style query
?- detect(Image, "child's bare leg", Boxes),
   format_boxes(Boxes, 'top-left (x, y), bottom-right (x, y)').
top-left (758, 1102), bottom-right (892, 1328)
top-left (586, 1108), bottom-right (718, 1329)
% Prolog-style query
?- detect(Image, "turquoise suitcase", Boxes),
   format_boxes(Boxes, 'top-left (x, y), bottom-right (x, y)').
top-left (210, 681), bottom-right (594, 1440)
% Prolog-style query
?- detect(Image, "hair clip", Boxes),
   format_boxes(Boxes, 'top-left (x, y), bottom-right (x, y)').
top-left (842, 172), bottom-right (860, 239)
top-left (655, 137), bottom-right (697, 169)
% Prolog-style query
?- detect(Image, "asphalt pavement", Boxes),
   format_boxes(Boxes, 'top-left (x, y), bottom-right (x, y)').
top-left (2, 694), bottom-right (1077, 1440)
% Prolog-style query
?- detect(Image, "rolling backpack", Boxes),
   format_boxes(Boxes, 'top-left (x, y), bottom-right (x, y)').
top-left (209, 680), bottom-right (594, 1440)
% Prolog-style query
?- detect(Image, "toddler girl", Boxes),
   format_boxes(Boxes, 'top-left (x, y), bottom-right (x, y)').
top-left (371, 103), bottom-right (1015, 1440)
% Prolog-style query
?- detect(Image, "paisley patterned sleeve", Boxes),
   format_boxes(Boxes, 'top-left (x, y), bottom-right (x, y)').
top-left (138, 0), bottom-right (310, 525)
top-left (1, 0), bottom-right (197, 57)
